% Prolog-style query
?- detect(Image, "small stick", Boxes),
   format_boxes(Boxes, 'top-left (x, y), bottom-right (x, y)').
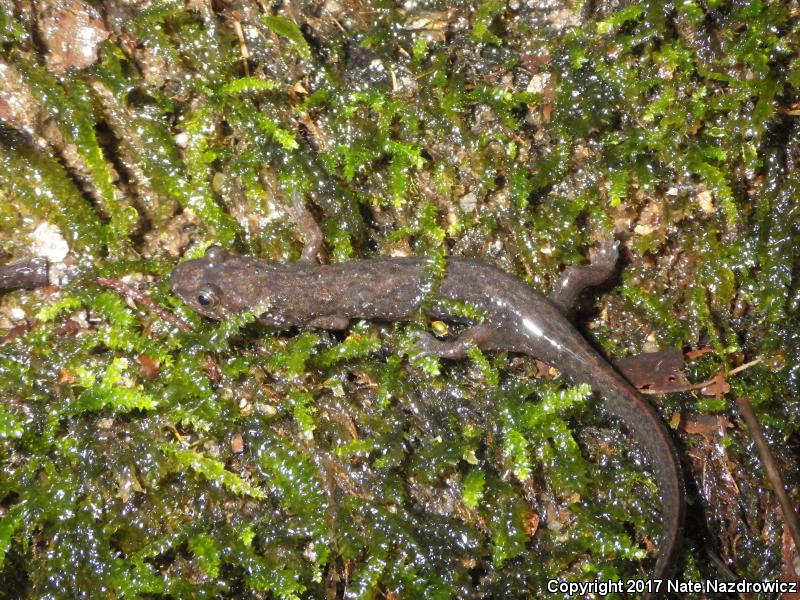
top-left (640, 358), bottom-right (762, 395)
top-left (415, 67), bottom-right (438, 80)
top-left (706, 550), bottom-right (739, 582)
top-left (232, 20), bottom-right (251, 77)
top-left (735, 396), bottom-right (800, 554)
top-left (95, 277), bottom-right (192, 333)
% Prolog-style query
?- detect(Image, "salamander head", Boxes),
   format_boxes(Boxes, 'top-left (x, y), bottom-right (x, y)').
top-left (171, 246), bottom-right (263, 320)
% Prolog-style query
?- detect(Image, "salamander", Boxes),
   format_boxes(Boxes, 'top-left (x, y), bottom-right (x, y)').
top-left (171, 242), bottom-right (685, 587)
top-left (0, 257), bottom-right (49, 294)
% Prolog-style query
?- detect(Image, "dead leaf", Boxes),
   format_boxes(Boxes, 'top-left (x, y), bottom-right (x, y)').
top-left (683, 414), bottom-right (732, 439)
top-left (115, 469), bottom-right (144, 503)
top-left (535, 360), bottom-right (557, 378)
top-left (523, 509), bottom-right (540, 536)
top-left (633, 198), bottom-right (664, 236)
top-left (782, 523), bottom-right (800, 597)
top-left (2, 319), bottom-right (34, 345)
top-left (614, 347), bottom-right (688, 392)
top-left (701, 371), bottom-right (731, 397)
top-left (696, 189), bottom-right (715, 214)
top-left (0, 60), bottom-right (39, 134)
top-left (231, 433), bottom-right (244, 454)
top-left (685, 347), bottom-right (715, 360)
top-left (59, 368), bottom-right (75, 384)
top-left (521, 52), bottom-right (551, 74)
top-left (139, 354), bottom-right (159, 379)
top-left (202, 354), bottom-right (221, 382)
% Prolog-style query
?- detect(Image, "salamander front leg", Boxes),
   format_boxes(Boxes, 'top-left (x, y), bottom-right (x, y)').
top-left (288, 191), bottom-right (324, 262)
top-left (548, 239), bottom-right (619, 313)
top-left (409, 324), bottom-right (501, 359)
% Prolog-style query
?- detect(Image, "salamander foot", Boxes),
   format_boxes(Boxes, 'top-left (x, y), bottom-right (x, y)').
top-left (408, 324), bottom-right (499, 359)
top-left (548, 239), bottom-right (619, 313)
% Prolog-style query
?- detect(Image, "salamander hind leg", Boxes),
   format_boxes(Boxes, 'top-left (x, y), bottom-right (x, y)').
top-left (409, 324), bottom-right (505, 359)
top-left (548, 239), bottom-right (619, 313)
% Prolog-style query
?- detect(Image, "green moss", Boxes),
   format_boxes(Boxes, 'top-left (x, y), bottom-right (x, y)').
top-left (15, 61), bottom-right (133, 250)
top-left (0, 7), bottom-right (25, 45)
top-left (261, 15), bottom-right (312, 60)
top-left (471, 0), bottom-right (505, 45)
top-left (462, 469), bottom-right (486, 509)
top-left (72, 357), bottom-right (159, 414)
top-left (0, 136), bottom-right (106, 255)
top-left (163, 444), bottom-right (267, 499)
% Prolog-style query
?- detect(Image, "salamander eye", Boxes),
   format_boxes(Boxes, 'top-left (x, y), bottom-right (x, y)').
top-left (204, 245), bottom-right (229, 264)
top-left (196, 286), bottom-right (219, 308)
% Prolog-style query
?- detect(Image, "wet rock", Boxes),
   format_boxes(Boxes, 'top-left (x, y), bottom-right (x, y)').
top-left (344, 42), bottom-right (391, 91)
top-left (31, 222), bottom-right (69, 262)
top-left (580, 0), bottom-right (635, 21)
top-left (459, 191), bottom-right (478, 213)
top-left (0, 60), bottom-right (39, 136)
top-left (401, 9), bottom-right (453, 43)
top-left (37, 0), bottom-right (109, 74)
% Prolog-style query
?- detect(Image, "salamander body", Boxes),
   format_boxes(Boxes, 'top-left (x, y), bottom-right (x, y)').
top-left (171, 245), bottom-right (684, 585)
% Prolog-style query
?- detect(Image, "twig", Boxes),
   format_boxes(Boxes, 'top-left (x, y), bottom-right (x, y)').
top-left (95, 277), bottom-right (192, 333)
top-left (706, 550), bottom-right (739, 582)
top-left (232, 20), bottom-right (251, 77)
top-left (735, 397), bottom-right (800, 554)
top-left (640, 357), bottom-right (762, 395)
top-left (168, 424), bottom-right (185, 443)
top-left (726, 358), bottom-right (763, 377)
top-left (707, 550), bottom-right (755, 599)
top-left (415, 67), bottom-right (438, 80)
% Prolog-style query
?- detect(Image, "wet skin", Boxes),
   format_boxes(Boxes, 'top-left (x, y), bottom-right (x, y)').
top-left (0, 257), bottom-right (49, 293)
top-left (171, 244), bottom-right (685, 585)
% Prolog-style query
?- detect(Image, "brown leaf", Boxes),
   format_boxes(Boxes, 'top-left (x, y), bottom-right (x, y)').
top-left (231, 433), bottom-right (244, 454)
top-left (521, 52), bottom-right (551, 73)
top-left (535, 360), bottom-right (556, 378)
top-left (614, 347), bottom-right (688, 392)
top-left (59, 368), bottom-right (76, 384)
top-left (0, 60), bottom-right (39, 134)
top-left (782, 524), bottom-right (800, 599)
top-left (633, 198), bottom-right (664, 237)
top-left (115, 469), bottom-right (144, 503)
top-left (682, 414), bottom-right (732, 440)
top-left (701, 371), bottom-right (730, 397)
top-left (685, 347), bottom-right (715, 360)
top-left (1, 319), bottom-right (34, 345)
top-left (523, 509), bottom-right (540, 536)
top-left (58, 319), bottom-right (81, 337)
top-left (202, 354), bottom-right (221, 382)
top-left (139, 354), bottom-right (159, 379)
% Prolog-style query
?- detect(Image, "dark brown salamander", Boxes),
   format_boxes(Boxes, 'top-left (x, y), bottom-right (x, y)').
top-left (0, 257), bottom-right (49, 293)
top-left (171, 243), bottom-right (685, 585)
